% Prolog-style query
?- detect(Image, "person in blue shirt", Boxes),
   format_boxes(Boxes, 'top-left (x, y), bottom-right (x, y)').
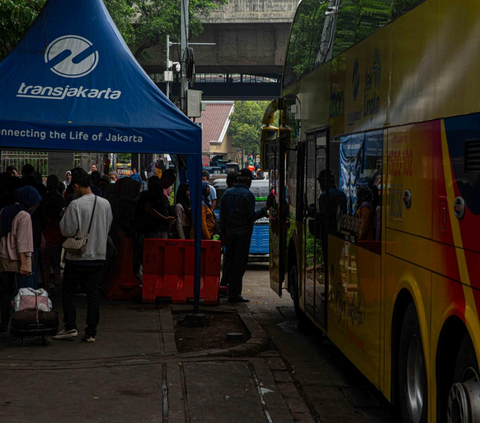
top-left (220, 168), bottom-right (274, 302)
top-left (202, 170), bottom-right (217, 210)
top-left (130, 168), bottom-right (142, 183)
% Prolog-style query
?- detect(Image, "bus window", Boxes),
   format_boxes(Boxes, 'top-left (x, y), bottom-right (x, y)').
top-left (283, 0), bottom-right (328, 87)
top-left (284, 0), bottom-right (427, 86)
top-left (332, 130), bottom-right (383, 252)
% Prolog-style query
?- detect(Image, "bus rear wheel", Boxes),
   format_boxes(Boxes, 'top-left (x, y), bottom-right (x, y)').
top-left (447, 335), bottom-right (480, 422)
top-left (399, 303), bottom-right (428, 423)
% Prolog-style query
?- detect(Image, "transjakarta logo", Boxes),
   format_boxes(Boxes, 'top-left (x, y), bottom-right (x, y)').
top-left (45, 35), bottom-right (99, 78)
top-left (16, 35), bottom-right (121, 101)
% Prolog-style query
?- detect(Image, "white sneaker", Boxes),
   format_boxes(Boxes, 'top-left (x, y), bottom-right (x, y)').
top-left (52, 329), bottom-right (78, 339)
top-left (81, 334), bottom-right (95, 343)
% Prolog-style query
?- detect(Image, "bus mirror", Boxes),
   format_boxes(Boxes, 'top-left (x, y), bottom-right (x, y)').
top-left (260, 126), bottom-right (278, 171)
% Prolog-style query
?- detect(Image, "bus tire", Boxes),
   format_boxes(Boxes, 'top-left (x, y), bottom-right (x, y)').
top-left (399, 303), bottom-right (428, 423)
top-left (447, 334), bottom-right (480, 422)
top-left (288, 266), bottom-right (306, 324)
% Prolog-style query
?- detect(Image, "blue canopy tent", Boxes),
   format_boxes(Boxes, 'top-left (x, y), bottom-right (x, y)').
top-left (0, 0), bottom-right (203, 309)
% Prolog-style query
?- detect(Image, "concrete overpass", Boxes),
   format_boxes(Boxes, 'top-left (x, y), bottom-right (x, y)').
top-left (139, 0), bottom-right (298, 99)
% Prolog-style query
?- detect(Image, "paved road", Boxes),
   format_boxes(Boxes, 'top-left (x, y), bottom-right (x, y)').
top-left (242, 262), bottom-right (401, 423)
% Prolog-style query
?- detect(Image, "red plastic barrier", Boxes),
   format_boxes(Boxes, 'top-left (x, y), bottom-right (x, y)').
top-left (104, 238), bottom-right (142, 300)
top-left (142, 239), bottom-right (221, 305)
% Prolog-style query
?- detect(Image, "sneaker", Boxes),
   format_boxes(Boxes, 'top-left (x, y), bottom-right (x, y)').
top-left (229, 296), bottom-right (250, 303)
top-left (81, 334), bottom-right (95, 343)
top-left (52, 329), bottom-right (78, 340)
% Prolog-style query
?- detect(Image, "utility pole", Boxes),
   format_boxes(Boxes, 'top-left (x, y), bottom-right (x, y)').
top-left (180, 0), bottom-right (189, 112)
top-left (166, 35), bottom-right (171, 100)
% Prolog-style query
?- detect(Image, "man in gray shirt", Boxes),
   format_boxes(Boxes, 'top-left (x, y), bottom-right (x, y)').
top-left (53, 168), bottom-right (112, 343)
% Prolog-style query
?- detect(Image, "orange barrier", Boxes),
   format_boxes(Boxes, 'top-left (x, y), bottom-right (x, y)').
top-left (142, 239), bottom-right (221, 305)
top-left (104, 238), bottom-right (142, 300)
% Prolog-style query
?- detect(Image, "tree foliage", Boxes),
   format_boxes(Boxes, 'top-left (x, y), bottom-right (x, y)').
top-left (228, 101), bottom-right (271, 156)
top-left (0, 0), bottom-right (46, 61)
top-left (0, 0), bottom-right (227, 62)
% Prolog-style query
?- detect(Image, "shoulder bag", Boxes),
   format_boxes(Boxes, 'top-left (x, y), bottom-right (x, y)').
top-left (62, 196), bottom-right (97, 255)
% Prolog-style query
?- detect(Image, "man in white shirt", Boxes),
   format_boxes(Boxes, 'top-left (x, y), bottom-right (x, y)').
top-left (53, 167), bottom-right (112, 343)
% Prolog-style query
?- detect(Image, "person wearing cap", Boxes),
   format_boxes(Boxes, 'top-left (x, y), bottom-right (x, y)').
top-left (220, 168), bottom-right (274, 302)
top-left (308, 169), bottom-right (347, 263)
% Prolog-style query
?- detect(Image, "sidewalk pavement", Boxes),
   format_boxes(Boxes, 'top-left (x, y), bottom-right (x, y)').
top-left (0, 297), bottom-right (316, 423)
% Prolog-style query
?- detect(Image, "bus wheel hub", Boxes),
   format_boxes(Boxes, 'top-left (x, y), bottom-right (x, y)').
top-left (448, 378), bottom-right (480, 422)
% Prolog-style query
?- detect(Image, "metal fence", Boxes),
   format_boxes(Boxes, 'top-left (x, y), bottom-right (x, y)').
top-left (0, 150), bottom-right (103, 177)
top-left (0, 151), bottom-right (49, 177)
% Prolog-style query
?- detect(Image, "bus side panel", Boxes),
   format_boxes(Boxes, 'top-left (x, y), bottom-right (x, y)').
top-left (327, 236), bottom-right (348, 351)
top-left (386, 122), bottom-right (435, 239)
top-left (435, 1), bottom-right (480, 124)
top-left (340, 29), bottom-right (390, 135)
top-left (328, 237), bottom-right (382, 388)
top-left (388, 0), bottom-right (439, 128)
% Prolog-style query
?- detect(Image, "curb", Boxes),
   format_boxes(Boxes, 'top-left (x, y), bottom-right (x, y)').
top-left (177, 302), bottom-right (270, 358)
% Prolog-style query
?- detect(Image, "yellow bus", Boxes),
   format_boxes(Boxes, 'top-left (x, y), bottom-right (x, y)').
top-left (263, 1), bottom-right (480, 421)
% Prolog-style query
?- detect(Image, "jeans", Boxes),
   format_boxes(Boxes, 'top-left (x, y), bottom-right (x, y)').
top-left (62, 261), bottom-right (103, 337)
top-left (224, 234), bottom-right (251, 300)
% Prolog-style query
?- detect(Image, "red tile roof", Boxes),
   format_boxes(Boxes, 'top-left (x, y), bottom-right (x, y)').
top-left (198, 102), bottom-right (234, 154)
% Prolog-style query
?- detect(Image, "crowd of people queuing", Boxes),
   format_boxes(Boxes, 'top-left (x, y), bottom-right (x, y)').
top-left (0, 160), bottom-right (272, 341)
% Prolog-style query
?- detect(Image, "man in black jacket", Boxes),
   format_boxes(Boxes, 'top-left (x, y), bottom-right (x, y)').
top-left (220, 169), bottom-right (273, 302)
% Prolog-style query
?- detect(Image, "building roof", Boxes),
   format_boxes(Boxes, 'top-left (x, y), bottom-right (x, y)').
top-left (198, 102), bottom-right (234, 154)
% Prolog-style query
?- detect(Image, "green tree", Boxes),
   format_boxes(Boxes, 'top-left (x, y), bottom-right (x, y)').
top-left (0, 0), bottom-right (227, 62)
top-left (228, 101), bottom-right (271, 156)
top-left (0, 0), bottom-right (46, 61)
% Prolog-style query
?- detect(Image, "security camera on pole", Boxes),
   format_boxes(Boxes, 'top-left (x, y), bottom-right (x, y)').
top-left (177, 0), bottom-right (214, 117)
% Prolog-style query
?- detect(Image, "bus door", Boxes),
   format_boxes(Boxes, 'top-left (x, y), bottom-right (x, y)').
top-left (269, 129), bottom-right (288, 296)
top-left (304, 129), bottom-right (327, 327)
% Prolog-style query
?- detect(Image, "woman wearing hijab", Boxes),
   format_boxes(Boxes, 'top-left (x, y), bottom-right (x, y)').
top-left (64, 171), bottom-right (72, 188)
top-left (40, 175), bottom-right (65, 292)
top-left (0, 186), bottom-right (42, 331)
top-left (175, 183), bottom-right (191, 239)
